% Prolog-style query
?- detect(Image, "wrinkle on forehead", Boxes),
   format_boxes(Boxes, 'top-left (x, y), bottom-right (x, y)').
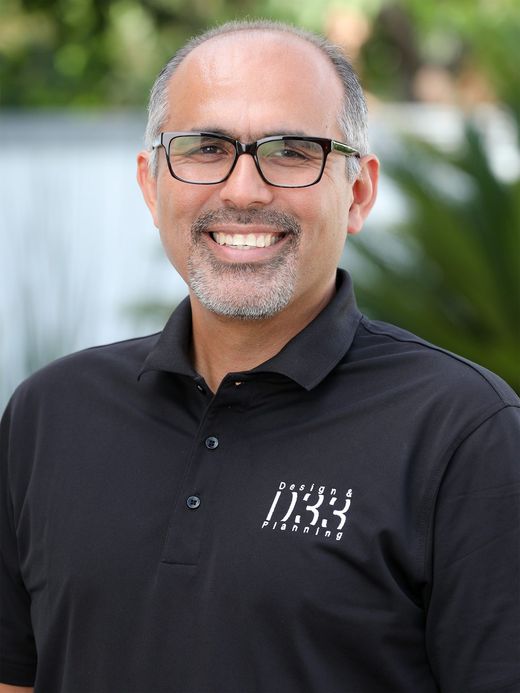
top-left (167, 32), bottom-right (344, 139)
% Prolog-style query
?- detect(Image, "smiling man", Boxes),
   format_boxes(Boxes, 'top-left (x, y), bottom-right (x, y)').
top-left (1, 20), bottom-right (519, 693)
top-left (137, 25), bottom-right (378, 392)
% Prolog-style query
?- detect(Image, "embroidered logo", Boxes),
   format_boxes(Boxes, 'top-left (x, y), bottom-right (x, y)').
top-left (261, 481), bottom-right (352, 541)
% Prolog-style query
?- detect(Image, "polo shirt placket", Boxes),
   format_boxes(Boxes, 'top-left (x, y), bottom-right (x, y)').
top-left (159, 378), bottom-right (253, 566)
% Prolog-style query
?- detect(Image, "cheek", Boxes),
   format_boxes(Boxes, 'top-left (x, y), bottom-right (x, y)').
top-left (154, 189), bottom-right (189, 270)
top-left (296, 189), bottom-right (350, 269)
top-left (156, 182), bottom-right (215, 231)
top-left (155, 184), bottom-right (215, 277)
top-left (297, 188), bottom-right (347, 241)
top-left (155, 191), bottom-right (192, 254)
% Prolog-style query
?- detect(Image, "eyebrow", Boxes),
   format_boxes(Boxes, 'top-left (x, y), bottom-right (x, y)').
top-left (193, 127), bottom-right (313, 141)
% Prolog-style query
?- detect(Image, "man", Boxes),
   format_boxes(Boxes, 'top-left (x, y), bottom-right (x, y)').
top-left (1, 19), bottom-right (519, 693)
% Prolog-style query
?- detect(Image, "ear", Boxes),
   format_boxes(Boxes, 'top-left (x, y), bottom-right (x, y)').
top-left (347, 154), bottom-right (379, 235)
top-left (137, 150), bottom-right (159, 228)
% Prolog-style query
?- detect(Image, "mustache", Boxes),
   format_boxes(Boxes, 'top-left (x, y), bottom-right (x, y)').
top-left (191, 209), bottom-right (302, 239)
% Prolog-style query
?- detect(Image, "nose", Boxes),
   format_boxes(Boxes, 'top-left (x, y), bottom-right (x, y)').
top-left (218, 153), bottom-right (274, 208)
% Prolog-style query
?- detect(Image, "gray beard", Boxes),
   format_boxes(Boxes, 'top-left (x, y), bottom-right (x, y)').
top-left (187, 209), bottom-right (302, 320)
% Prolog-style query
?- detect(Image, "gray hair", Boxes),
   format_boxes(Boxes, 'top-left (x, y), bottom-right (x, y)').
top-left (144, 19), bottom-right (368, 181)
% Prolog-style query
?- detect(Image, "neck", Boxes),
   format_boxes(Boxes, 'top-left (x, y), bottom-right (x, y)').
top-left (190, 283), bottom-right (335, 393)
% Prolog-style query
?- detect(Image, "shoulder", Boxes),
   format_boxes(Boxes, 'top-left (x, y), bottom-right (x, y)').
top-left (5, 333), bottom-right (161, 417)
top-left (340, 316), bottom-right (519, 451)
top-left (359, 317), bottom-right (520, 405)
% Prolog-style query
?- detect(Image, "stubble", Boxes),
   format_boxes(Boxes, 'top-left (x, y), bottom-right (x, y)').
top-left (188, 209), bottom-right (302, 320)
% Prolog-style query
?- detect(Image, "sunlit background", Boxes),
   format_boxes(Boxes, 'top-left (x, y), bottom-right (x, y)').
top-left (1, 0), bottom-right (519, 408)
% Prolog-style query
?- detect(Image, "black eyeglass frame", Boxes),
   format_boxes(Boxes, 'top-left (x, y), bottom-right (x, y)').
top-left (152, 132), bottom-right (361, 188)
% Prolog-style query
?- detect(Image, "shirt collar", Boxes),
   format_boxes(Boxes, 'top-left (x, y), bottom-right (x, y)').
top-left (138, 269), bottom-right (361, 391)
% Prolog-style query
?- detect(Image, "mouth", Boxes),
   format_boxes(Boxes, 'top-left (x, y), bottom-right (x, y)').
top-left (192, 210), bottom-right (301, 263)
top-left (209, 231), bottom-right (286, 249)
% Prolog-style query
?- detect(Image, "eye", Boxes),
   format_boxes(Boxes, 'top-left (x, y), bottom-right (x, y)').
top-left (197, 142), bottom-right (228, 156)
top-left (171, 136), bottom-right (233, 160)
top-left (275, 148), bottom-right (308, 160)
top-left (186, 141), bottom-right (229, 158)
top-left (259, 139), bottom-right (323, 166)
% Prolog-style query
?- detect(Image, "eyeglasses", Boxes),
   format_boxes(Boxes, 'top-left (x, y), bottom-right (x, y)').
top-left (152, 132), bottom-right (360, 188)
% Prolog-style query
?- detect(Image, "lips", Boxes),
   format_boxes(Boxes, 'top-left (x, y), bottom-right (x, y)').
top-left (210, 232), bottom-right (284, 248)
top-left (191, 209), bottom-right (302, 247)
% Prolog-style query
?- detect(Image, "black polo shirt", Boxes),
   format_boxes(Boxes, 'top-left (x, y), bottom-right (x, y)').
top-left (1, 270), bottom-right (519, 693)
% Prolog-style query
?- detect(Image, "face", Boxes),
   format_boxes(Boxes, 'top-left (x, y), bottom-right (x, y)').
top-left (138, 32), bottom-right (378, 321)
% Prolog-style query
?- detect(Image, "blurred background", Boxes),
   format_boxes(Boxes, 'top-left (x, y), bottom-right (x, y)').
top-left (1, 0), bottom-right (519, 407)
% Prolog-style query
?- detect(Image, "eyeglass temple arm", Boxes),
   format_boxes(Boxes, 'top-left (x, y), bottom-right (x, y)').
top-left (331, 140), bottom-right (360, 158)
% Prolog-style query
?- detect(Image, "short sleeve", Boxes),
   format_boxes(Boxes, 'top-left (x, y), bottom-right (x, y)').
top-left (0, 401), bottom-right (37, 686)
top-left (426, 405), bottom-right (520, 693)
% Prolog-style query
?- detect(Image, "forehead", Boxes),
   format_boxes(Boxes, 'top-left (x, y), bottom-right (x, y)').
top-left (165, 31), bottom-right (344, 139)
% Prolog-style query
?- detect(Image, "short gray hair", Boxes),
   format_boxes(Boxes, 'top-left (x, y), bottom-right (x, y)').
top-left (144, 19), bottom-right (368, 181)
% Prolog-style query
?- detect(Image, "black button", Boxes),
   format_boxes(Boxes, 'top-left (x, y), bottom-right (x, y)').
top-left (205, 436), bottom-right (219, 449)
top-left (196, 384), bottom-right (205, 393)
top-left (186, 495), bottom-right (201, 509)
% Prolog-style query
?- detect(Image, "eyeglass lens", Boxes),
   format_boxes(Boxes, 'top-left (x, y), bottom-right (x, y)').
top-left (168, 134), bottom-right (325, 186)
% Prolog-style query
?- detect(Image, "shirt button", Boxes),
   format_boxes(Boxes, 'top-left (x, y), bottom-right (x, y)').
top-left (205, 436), bottom-right (219, 450)
top-left (196, 384), bottom-right (205, 393)
top-left (186, 495), bottom-right (201, 509)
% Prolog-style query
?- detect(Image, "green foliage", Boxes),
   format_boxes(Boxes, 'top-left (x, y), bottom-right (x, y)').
top-left (350, 120), bottom-right (520, 391)
top-left (0, 0), bottom-right (299, 107)
top-left (360, 0), bottom-right (520, 108)
top-left (2, 0), bottom-right (519, 111)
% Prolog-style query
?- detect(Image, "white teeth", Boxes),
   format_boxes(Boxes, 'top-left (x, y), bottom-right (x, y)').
top-left (211, 232), bottom-right (280, 248)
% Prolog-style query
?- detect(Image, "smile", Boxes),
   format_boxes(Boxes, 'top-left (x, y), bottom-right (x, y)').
top-left (210, 232), bottom-right (284, 249)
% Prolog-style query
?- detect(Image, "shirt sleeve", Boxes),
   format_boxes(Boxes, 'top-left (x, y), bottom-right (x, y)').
top-left (0, 401), bottom-right (37, 686)
top-left (425, 404), bottom-right (520, 693)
